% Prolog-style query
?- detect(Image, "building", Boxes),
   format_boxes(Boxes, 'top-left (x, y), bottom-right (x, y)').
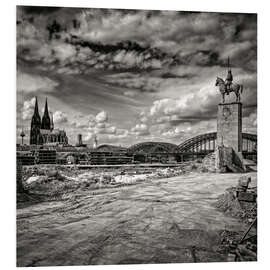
top-left (30, 97), bottom-right (68, 146)
top-left (75, 134), bottom-right (87, 147)
top-left (93, 134), bottom-right (98, 149)
top-left (76, 134), bottom-right (83, 146)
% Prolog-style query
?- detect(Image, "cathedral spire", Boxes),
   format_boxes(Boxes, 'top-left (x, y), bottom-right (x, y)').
top-left (41, 97), bottom-right (51, 130)
top-left (44, 97), bottom-right (49, 116)
top-left (34, 96), bottom-right (40, 117)
top-left (30, 96), bottom-right (41, 145)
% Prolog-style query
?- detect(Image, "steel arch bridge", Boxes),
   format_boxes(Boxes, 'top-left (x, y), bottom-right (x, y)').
top-left (128, 142), bottom-right (179, 154)
top-left (178, 132), bottom-right (257, 155)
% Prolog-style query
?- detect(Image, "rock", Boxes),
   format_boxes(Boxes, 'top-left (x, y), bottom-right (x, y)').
top-left (238, 176), bottom-right (251, 191)
top-left (215, 185), bottom-right (257, 223)
top-left (201, 152), bottom-right (216, 172)
top-left (47, 170), bottom-right (59, 177)
top-left (26, 175), bottom-right (48, 184)
top-left (237, 191), bottom-right (256, 202)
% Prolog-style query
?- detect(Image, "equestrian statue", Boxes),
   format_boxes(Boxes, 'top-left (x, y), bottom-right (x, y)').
top-left (215, 57), bottom-right (243, 103)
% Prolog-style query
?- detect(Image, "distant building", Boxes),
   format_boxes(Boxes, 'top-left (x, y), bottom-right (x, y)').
top-left (75, 133), bottom-right (87, 147)
top-left (30, 97), bottom-right (68, 145)
top-left (93, 134), bottom-right (98, 149)
top-left (76, 134), bottom-right (83, 146)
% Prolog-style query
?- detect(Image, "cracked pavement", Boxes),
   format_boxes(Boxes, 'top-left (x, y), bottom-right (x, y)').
top-left (17, 172), bottom-right (257, 266)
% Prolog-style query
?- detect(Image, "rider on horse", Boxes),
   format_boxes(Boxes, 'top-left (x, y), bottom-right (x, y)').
top-left (215, 58), bottom-right (243, 103)
top-left (225, 57), bottom-right (233, 94)
top-left (225, 69), bottom-right (233, 94)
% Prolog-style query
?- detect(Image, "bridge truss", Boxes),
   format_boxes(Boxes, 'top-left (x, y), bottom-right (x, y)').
top-left (178, 132), bottom-right (257, 158)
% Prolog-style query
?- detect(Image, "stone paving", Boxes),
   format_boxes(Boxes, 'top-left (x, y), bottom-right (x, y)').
top-left (17, 171), bottom-right (257, 266)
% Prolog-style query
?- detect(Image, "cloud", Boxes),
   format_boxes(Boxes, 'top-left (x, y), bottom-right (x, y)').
top-left (243, 111), bottom-right (257, 133)
top-left (17, 71), bottom-right (59, 93)
top-left (123, 90), bottom-right (138, 97)
top-left (17, 8), bottom-right (256, 75)
top-left (71, 114), bottom-right (95, 129)
top-left (85, 129), bottom-right (129, 145)
top-left (21, 97), bottom-right (36, 120)
top-left (105, 72), bottom-right (162, 92)
top-left (95, 110), bottom-right (108, 123)
top-left (95, 125), bottom-right (117, 135)
top-left (53, 110), bottom-right (68, 124)
top-left (19, 6), bottom-right (62, 15)
top-left (52, 42), bottom-right (77, 62)
top-left (85, 110), bottom-right (124, 142)
top-left (148, 83), bottom-right (218, 120)
top-left (105, 130), bottom-right (129, 142)
top-left (159, 119), bottom-right (217, 143)
top-left (16, 8), bottom-right (257, 146)
top-left (131, 123), bottom-right (150, 136)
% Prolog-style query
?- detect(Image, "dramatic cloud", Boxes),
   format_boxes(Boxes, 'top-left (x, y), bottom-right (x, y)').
top-left (17, 8), bottom-right (256, 74)
top-left (21, 97), bottom-right (36, 120)
top-left (95, 110), bottom-right (108, 123)
top-left (17, 71), bottom-right (59, 93)
top-left (148, 83), bottom-right (219, 121)
top-left (83, 110), bottom-right (129, 143)
top-left (131, 123), bottom-right (150, 136)
top-left (53, 110), bottom-right (68, 124)
top-left (105, 72), bottom-right (162, 93)
top-left (17, 7), bottom-right (257, 145)
top-left (243, 111), bottom-right (257, 134)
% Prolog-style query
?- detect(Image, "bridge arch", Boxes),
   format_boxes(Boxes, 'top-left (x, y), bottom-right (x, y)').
top-left (128, 142), bottom-right (179, 163)
top-left (128, 142), bottom-right (179, 154)
top-left (178, 132), bottom-right (257, 154)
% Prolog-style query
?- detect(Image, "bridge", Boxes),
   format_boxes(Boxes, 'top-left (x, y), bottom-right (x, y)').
top-left (17, 133), bottom-right (257, 165)
top-left (128, 142), bottom-right (179, 154)
top-left (126, 132), bottom-right (257, 163)
top-left (177, 132), bottom-right (257, 161)
top-left (127, 142), bottom-right (179, 163)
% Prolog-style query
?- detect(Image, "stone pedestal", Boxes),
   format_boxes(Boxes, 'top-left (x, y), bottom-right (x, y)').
top-left (217, 102), bottom-right (242, 152)
top-left (216, 102), bottom-right (245, 172)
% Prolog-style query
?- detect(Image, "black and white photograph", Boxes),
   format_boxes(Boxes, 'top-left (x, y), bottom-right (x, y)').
top-left (16, 4), bottom-right (257, 267)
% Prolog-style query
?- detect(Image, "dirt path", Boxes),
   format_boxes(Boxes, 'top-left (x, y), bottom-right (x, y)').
top-left (17, 172), bottom-right (257, 266)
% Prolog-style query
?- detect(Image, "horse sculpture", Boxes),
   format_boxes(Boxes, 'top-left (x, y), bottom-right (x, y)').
top-left (215, 77), bottom-right (243, 103)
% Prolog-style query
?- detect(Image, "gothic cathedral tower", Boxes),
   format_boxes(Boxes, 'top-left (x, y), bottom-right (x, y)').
top-left (30, 97), bottom-right (41, 145)
top-left (41, 98), bottom-right (51, 130)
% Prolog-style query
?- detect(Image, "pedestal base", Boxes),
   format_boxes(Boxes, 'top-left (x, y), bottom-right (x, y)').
top-left (216, 102), bottom-right (245, 172)
top-left (215, 146), bottom-right (245, 173)
top-left (217, 102), bottom-right (242, 152)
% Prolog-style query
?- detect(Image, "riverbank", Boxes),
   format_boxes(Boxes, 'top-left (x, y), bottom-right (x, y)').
top-left (18, 162), bottom-right (200, 206)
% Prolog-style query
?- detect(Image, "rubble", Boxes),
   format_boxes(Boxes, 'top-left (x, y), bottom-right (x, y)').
top-left (26, 175), bottom-right (48, 184)
top-left (200, 153), bottom-right (216, 172)
top-left (215, 175), bottom-right (257, 261)
top-left (214, 187), bottom-right (257, 222)
top-left (20, 165), bottom-right (187, 203)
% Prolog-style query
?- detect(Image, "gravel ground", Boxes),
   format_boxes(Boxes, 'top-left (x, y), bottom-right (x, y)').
top-left (17, 171), bottom-right (257, 266)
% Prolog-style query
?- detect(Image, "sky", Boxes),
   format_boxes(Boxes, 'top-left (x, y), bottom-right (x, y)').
top-left (16, 6), bottom-right (257, 146)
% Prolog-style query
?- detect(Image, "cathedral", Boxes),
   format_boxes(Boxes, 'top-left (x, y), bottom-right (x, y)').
top-left (30, 97), bottom-right (68, 145)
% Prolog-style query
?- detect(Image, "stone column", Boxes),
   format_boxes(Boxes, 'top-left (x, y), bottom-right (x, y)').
top-left (217, 102), bottom-right (242, 152)
top-left (216, 102), bottom-right (245, 172)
